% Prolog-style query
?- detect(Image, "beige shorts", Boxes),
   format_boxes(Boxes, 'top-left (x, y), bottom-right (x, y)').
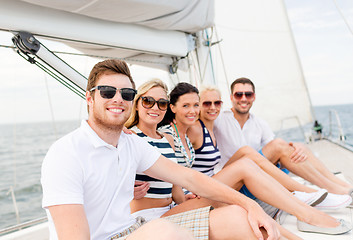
top-left (111, 206), bottom-right (212, 240)
top-left (163, 206), bottom-right (213, 239)
top-left (111, 217), bottom-right (146, 240)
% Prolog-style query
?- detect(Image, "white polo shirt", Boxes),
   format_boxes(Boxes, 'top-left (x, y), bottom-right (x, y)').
top-left (41, 120), bottom-right (160, 240)
top-left (214, 109), bottom-right (274, 169)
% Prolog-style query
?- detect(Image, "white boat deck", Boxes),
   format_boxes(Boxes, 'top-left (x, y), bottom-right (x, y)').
top-left (281, 139), bottom-right (353, 239)
top-left (1, 139), bottom-right (352, 239)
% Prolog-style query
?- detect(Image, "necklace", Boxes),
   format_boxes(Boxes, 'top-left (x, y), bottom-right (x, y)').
top-left (173, 123), bottom-right (195, 167)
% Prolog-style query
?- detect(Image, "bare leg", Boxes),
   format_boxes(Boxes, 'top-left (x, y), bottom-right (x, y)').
top-left (209, 205), bottom-right (261, 240)
top-left (164, 200), bottom-right (301, 239)
top-left (127, 218), bottom-right (195, 240)
top-left (215, 158), bottom-right (339, 228)
top-left (227, 146), bottom-right (316, 193)
top-left (163, 203), bottom-right (268, 239)
top-left (164, 158), bottom-right (339, 228)
top-left (295, 142), bottom-right (353, 188)
top-left (263, 139), bottom-right (352, 194)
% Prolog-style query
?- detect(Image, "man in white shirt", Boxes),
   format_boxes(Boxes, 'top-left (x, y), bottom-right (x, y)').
top-left (214, 77), bottom-right (353, 196)
top-left (41, 60), bottom-right (280, 240)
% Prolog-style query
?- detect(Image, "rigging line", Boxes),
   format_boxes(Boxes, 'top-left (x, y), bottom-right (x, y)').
top-left (39, 43), bottom-right (87, 82)
top-left (214, 26), bottom-right (231, 94)
top-left (15, 50), bottom-right (85, 99)
top-left (200, 52), bottom-right (210, 84)
top-left (332, 0), bottom-right (353, 37)
top-left (186, 56), bottom-right (195, 87)
top-left (11, 109), bottom-right (17, 188)
top-left (194, 41), bottom-right (204, 84)
top-left (206, 28), bottom-right (216, 84)
top-left (190, 51), bottom-right (202, 85)
top-left (0, 44), bottom-right (15, 49)
top-left (73, 0), bottom-right (100, 13)
top-left (35, 61), bottom-right (85, 99)
top-left (199, 28), bottom-right (217, 85)
top-left (43, 74), bottom-right (58, 140)
top-left (26, 53), bottom-right (86, 98)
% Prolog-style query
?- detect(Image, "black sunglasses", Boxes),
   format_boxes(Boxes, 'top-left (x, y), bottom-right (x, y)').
top-left (140, 96), bottom-right (169, 111)
top-left (90, 85), bottom-right (137, 101)
top-left (233, 91), bottom-right (254, 100)
top-left (202, 100), bottom-right (223, 108)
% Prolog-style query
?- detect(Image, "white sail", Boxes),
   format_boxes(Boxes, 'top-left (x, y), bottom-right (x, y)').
top-left (0, 0), bottom-right (215, 72)
top-left (213, 0), bottom-right (313, 131)
top-left (0, 0), bottom-right (313, 131)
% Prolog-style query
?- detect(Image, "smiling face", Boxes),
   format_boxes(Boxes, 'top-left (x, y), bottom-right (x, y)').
top-left (86, 73), bottom-right (133, 130)
top-left (200, 90), bottom-right (222, 122)
top-left (231, 83), bottom-right (255, 115)
top-left (171, 92), bottom-right (200, 127)
top-left (136, 86), bottom-right (168, 127)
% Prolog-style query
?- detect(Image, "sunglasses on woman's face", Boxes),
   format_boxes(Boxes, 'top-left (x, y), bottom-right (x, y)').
top-left (202, 100), bottom-right (223, 108)
top-left (233, 91), bottom-right (254, 100)
top-left (140, 96), bottom-right (169, 111)
top-left (90, 85), bottom-right (137, 101)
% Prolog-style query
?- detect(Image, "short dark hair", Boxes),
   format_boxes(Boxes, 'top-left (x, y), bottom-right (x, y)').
top-left (87, 59), bottom-right (135, 92)
top-left (159, 82), bottom-right (199, 126)
top-left (230, 77), bottom-right (255, 93)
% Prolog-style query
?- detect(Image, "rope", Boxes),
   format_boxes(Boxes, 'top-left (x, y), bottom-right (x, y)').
top-left (206, 28), bottom-right (216, 84)
top-left (11, 119), bottom-right (17, 188)
top-left (214, 26), bottom-right (231, 94)
top-left (332, 0), bottom-right (353, 37)
top-left (43, 74), bottom-right (58, 140)
top-left (0, 44), bottom-right (15, 49)
top-left (14, 49), bottom-right (85, 99)
top-left (30, 56), bottom-right (85, 99)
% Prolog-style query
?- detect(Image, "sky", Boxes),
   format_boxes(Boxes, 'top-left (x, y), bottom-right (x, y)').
top-left (284, 0), bottom-right (353, 106)
top-left (0, 0), bottom-right (353, 124)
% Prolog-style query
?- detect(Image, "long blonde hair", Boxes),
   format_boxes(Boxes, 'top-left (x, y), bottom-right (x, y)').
top-left (125, 79), bottom-right (169, 128)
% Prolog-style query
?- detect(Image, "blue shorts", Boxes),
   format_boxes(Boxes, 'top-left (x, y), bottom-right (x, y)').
top-left (239, 149), bottom-right (289, 200)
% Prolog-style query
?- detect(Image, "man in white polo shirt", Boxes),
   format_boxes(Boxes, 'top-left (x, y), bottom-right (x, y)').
top-left (214, 77), bottom-right (353, 197)
top-left (41, 60), bottom-right (280, 240)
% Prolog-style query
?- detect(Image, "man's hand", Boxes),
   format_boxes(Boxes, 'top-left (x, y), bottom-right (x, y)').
top-left (122, 126), bottom-right (133, 134)
top-left (289, 142), bottom-right (308, 163)
top-left (133, 181), bottom-right (149, 200)
top-left (247, 202), bottom-right (280, 240)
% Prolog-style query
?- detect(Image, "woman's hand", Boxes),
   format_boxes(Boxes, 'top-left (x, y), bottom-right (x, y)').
top-left (133, 181), bottom-right (149, 200)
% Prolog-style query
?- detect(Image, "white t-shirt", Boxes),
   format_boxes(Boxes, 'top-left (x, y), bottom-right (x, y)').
top-left (41, 120), bottom-right (161, 240)
top-left (214, 109), bottom-right (274, 169)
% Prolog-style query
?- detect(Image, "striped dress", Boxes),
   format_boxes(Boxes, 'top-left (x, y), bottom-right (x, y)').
top-left (192, 120), bottom-right (221, 177)
top-left (131, 126), bottom-right (177, 199)
top-left (159, 124), bottom-right (195, 168)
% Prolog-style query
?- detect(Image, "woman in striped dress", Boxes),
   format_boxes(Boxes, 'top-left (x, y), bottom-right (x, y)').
top-left (125, 79), bottom-right (190, 222)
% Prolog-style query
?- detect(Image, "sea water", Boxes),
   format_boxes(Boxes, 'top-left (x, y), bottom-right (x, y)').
top-left (0, 104), bottom-right (352, 231)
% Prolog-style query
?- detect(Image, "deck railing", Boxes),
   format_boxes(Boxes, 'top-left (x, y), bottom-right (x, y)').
top-left (0, 217), bottom-right (47, 235)
top-left (328, 109), bottom-right (346, 143)
top-left (0, 181), bottom-right (46, 236)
